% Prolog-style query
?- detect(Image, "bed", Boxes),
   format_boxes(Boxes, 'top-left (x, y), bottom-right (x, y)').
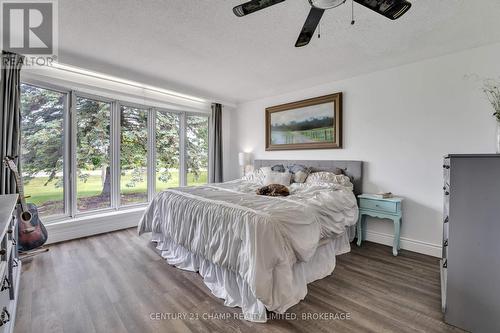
top-left (138, 159), bottom-right (362, 322)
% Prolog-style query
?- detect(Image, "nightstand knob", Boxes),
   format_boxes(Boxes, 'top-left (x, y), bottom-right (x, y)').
top-left (444, 191), bottom-right (450, 196)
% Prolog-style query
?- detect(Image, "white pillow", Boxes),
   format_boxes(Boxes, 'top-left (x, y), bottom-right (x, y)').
top-left (263, 172), bottom-right (292, 186)
top-left (260, 166), bottom-right (272, 175)
top-left (243, 168), bottom-right (265, 184)
top-left (305, 172), bottom-right (353, 188)
top-left (242, 166), bottom-right (277, 184)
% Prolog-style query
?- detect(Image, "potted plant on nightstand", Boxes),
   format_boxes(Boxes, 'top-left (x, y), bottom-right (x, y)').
top-left (482, 79), bottom-right (500, 153)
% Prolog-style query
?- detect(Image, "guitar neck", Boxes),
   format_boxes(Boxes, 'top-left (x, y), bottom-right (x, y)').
top-left (15, 173), bottom-right (28, 210)
top-left (5, 159), bottom-right (28, 211)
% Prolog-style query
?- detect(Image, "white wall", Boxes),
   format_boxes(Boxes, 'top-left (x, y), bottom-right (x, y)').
top-left (228, 42), bottom-right (500, 256)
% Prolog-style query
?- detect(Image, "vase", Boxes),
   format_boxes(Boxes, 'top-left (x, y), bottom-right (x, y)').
top-left (497, 122), bottom-right (500, 154)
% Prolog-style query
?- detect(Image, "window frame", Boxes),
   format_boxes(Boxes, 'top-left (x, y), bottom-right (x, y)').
top-left (20, 79), bottom-right (71, 223)
top-left (20, 78), bottom-right (209, 223)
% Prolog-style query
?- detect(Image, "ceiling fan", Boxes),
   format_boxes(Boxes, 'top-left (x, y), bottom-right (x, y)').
top-left (233, 0), bottom-right (412, 47)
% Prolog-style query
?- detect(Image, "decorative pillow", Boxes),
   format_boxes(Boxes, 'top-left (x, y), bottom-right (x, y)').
top-left (256, 184), bottom-right (290, 197)
top-left (310, 167), bottom-right (345, 175)
top-left (271, 164), bottom-right (286, 172)
top-left (287, 164), bottom-right (312, 183)
top-left (293, 170), bottom-right (309, 183)
top-left (263, 172), bottom-right (292, 186)
top-left (287, 164), bottom-right (308, 174)
top-left (305, 172), bottom-right (353, 188)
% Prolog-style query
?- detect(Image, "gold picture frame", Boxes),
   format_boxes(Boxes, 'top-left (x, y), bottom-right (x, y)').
top-left (265, 93), bottom-right (342, 151)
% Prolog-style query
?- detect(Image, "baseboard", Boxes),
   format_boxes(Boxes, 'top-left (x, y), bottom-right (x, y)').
top-left (45, 208), bottom-right (145, 245)
top-left (365, 230), bottom-right (442, 257)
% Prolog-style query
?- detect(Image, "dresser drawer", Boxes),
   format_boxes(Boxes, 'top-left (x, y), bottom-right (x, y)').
top-left (359, 198), bottom-right (398, 213)
top-left (0, 262), bottom-right (10, 333)
top-left (0, 195), bottom-right (18, 333)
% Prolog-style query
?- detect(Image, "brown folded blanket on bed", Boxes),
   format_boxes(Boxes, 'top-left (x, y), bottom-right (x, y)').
top-left (256, 184), bottom-right (290, 197)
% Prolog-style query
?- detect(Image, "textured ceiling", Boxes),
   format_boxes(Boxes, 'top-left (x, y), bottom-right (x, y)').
top-left (57, 0), bottom-right (500, 103)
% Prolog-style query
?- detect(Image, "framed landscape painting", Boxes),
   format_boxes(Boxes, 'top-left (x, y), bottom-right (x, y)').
top-left (265, 93), bottom-right (342, 151)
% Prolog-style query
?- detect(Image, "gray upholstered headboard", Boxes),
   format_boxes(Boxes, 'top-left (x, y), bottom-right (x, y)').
top-left (254, 159), bottom-right (363, 195)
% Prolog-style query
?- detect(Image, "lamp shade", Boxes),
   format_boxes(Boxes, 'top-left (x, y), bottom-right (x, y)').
top-left (238, 152), bottom-right (251, 166)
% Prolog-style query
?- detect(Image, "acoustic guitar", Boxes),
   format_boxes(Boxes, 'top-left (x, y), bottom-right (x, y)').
top-left (3, 156), bottom-right (48, 252)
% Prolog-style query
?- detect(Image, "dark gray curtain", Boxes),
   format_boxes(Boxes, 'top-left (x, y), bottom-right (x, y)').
top-left (0, 51), bottom-right (24, 195)
top-left (208, 103), bottom-right (223, 183)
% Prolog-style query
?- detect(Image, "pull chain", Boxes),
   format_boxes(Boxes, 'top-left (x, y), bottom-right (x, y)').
top-left (318, 22), bottom-right (321, 39)
top-left (351, 0), bottom-right (355, 25)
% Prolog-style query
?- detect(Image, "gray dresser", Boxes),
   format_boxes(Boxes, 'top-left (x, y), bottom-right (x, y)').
top-left (441, 154), bottom-right (500, 332)
top-left (0, 195), bottom-right (20, 333)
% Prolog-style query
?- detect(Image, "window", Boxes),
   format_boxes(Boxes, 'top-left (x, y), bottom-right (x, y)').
top-left (186, 115), bottom-right (209, 186)
top-left (120, 105), bottom-right (148, 205)
top-left (19, 80), bottom-right (209, 222)
top-left (20, 83), bottom-right (67, 218)
top-left (76, 96), bottom-right (112, 212)
top-left (156, 111), bottom-right (180, 192)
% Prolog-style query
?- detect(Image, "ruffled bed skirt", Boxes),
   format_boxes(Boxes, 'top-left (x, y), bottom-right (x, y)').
top-left (152, 229), bottom-right (353, 322)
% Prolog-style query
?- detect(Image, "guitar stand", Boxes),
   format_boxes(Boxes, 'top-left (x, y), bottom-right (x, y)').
top-left (19, 247), bottom-right (49, 260)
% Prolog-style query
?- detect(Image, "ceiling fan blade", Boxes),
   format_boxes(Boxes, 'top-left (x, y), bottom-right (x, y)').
top-left (353, 0), bottom-right (411, 20)
top-left (295, 7), bottom-right (325, 47)
top-left (233, 0), bottom-right (286, 17)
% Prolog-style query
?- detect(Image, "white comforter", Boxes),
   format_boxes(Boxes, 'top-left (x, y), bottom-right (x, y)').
top-left (138, 179), bottom-right (358, 315)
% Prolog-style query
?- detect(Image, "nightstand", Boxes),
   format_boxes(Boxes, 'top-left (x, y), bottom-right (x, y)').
top-left (356, 194), bottom-right (403, 256)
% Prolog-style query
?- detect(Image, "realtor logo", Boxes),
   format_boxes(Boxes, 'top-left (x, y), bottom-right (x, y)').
top-left (1, 0), bottom-right (57, 65)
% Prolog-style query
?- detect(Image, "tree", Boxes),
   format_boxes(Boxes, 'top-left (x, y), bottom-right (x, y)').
top-left (119, 106), bottom-right (148, 192)
top-left (186, 115), bottom-right (208, 181)
top-left (20, 84), bottom-right (65, 187)
top-left (156, 111), bottom-right (180, 184)
top-left (75, 97), bottom-right (111, 196)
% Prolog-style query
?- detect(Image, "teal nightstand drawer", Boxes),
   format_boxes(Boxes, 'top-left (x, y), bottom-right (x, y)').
top-left (359, 198), bottom-right (398, 213)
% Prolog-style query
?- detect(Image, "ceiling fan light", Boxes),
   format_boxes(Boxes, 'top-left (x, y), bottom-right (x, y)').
top-left (309, 0), bottom-right (346, 10)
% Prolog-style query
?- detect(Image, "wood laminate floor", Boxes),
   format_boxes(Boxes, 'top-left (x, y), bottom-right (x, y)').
top-left (15, 229), bottom-right (464, 333)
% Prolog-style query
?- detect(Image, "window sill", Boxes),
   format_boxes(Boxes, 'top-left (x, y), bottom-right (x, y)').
top-left (44, 207), bottom-right (146, 245)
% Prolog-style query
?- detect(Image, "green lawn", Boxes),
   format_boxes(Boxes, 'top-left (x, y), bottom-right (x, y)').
top-left (271, 127), bottom-right (334, 144)
top-left (24, 170), bottom-right (208, 206)
top-left (300, 127), bottom-right (334, 142)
